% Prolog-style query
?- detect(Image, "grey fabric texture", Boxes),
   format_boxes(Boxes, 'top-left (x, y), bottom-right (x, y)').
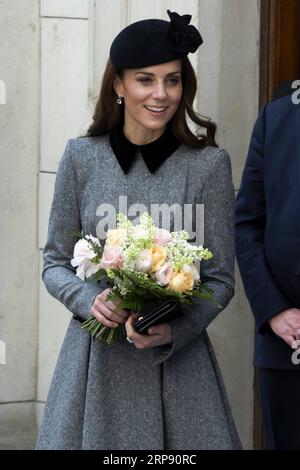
top-left (36, 135), bottom-right (242, 450)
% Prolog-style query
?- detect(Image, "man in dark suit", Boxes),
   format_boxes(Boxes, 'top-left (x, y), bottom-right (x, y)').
top-left (235, 85), bottom-right (300, 450)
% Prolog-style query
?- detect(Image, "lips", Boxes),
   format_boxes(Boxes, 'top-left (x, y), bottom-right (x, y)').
top-left (144, 105), bottom-right (168, 114)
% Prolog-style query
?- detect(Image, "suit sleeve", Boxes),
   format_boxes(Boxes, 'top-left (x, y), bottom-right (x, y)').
top-left (42, 139), bottom-right (109, 321)
top-left (153, 150), bottom-right (235, 365)
top-left (235, 105), bottom-right (292, 334)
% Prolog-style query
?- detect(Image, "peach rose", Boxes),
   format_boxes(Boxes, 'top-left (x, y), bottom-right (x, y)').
top-left (168, 270), bottom-right (194, 292)
top-left (106, 228), bottom-right (127, 246)
top-left (182, 263), bottom-right (200, 282)
top-left (150, 245), bottom-right (167, 273)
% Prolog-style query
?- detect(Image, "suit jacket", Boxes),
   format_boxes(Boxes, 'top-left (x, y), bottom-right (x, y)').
top-left (235, 95), bottom-right (300, 369)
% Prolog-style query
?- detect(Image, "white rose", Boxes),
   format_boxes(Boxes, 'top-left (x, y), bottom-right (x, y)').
top-left (135, 249), bottom-right (152, 272)
top-left (71, 236), bottom-right (100, 280)
top-left (85, 261), bottom-right (102, 279)
top-left (85, 234), bottom-right (101, 246)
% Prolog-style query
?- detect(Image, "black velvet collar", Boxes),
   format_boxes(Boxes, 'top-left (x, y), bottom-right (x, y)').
top-left (108, 121), bottom-right (181, 174)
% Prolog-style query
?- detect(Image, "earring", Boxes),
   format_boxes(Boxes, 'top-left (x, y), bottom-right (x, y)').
top-left (117, 96), bottom-right (123, 104)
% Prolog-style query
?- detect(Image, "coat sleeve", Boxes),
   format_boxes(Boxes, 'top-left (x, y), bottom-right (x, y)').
top-left (153, 149), bottom-right (235, 365)
top-left (42, 139), bottom-right (108, 321)
top-left (235, 105), bottom-right (292, 334)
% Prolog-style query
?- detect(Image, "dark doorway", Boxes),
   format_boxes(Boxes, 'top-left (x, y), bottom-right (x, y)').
top-left (260, 0), bottom-right (300, 104)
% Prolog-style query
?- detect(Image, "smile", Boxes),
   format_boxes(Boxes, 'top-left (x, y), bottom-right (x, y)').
top-left (144, 105), bottom-right (168, 114)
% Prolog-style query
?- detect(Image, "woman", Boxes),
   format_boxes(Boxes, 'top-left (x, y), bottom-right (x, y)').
top-left (36, 10), bottom-right (241, 450)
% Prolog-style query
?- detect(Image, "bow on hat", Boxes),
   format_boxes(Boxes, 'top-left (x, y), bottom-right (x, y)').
top-left (167, 9), bottom-right (203, 54)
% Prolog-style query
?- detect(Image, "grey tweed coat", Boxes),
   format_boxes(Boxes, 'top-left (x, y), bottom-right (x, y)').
top-left (36, 135), bottom-right (242, 450)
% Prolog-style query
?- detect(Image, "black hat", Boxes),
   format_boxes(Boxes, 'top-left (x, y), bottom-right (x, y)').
top-left (110, 10), bottom-right (203, 69)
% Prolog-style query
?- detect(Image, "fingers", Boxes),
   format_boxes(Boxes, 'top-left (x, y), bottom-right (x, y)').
top-left (91, 307), bottom-right (119, 328)
top-left (147, 324), bottom-right (164, 336)
top-left (125, 317), bottom-right (171, 349)
top-left (100, 290), bottom-right (129, 317)
top-left (291, 331), bottom-right (300, 350)
top-left (125, 314), bottom-right (140, 340)
top-left (125, 314), bottom-right (150, 349)
top-left (270, 315), bottom-right (300, 344)
top-left (105, 300), bottom-right (129, 321)
top-left (282, 310), bottom-right (300, 329)
top-left (92, 290), bottom-right (129, 325)
top-left (283, 334), bottom-right (298, 349)
top-left (95, 302), bottom-right (126, 325)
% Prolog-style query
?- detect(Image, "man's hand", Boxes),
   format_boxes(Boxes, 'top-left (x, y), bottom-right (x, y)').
top-left (269, 308), bottom-right (300, 348)
top-left (125, 313), bottom-right (173, 349)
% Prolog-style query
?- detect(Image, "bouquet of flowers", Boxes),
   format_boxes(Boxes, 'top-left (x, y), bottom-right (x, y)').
top-left (70, 212), bottom-right (216, 345)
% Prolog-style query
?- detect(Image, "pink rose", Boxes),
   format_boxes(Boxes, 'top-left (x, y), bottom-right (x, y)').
top-left (153, 228), bottom-right (172, 245)
top-left (153, 263), bottom-right (173, 286)
top-left (100, 245), bottom-right (124, 269)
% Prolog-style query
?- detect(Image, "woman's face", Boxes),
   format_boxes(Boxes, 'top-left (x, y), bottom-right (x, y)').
top-left (114, 59), bottom-right (183, 138)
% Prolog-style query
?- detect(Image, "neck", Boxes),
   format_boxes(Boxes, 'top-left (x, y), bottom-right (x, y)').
top-left (123, 122), bottom-right (167, 146)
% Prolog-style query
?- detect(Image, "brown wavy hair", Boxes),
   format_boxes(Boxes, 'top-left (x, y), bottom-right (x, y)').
top-left (85, 57), bottom-right (217, 148)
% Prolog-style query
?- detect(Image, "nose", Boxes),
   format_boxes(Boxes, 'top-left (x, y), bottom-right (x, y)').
top-left (152, 81), bottom-right (167, 100)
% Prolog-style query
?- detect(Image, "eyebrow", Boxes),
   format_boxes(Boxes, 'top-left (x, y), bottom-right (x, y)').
top-left (135, 71), bottom-right (181, 76)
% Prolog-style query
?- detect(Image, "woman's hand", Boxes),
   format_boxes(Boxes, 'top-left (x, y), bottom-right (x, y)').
top-left (91, 288), bottom-right (130, 328)
top-left (125, 313), bottom-right (174, 349)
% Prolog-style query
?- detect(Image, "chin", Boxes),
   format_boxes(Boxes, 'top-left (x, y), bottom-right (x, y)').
top-left (142, 120), bottom-right (169, 131)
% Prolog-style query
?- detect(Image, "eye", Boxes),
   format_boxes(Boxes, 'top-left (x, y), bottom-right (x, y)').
top-left (137, 76), bottom-right (181, 85)
top-left (167, 78), bottom-right (180, 85)
top-left (138, 77), bottom-right (152, 84)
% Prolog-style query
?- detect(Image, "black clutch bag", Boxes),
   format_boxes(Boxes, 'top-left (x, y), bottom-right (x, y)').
top-left (134, 299), bottom-right (182, 334)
